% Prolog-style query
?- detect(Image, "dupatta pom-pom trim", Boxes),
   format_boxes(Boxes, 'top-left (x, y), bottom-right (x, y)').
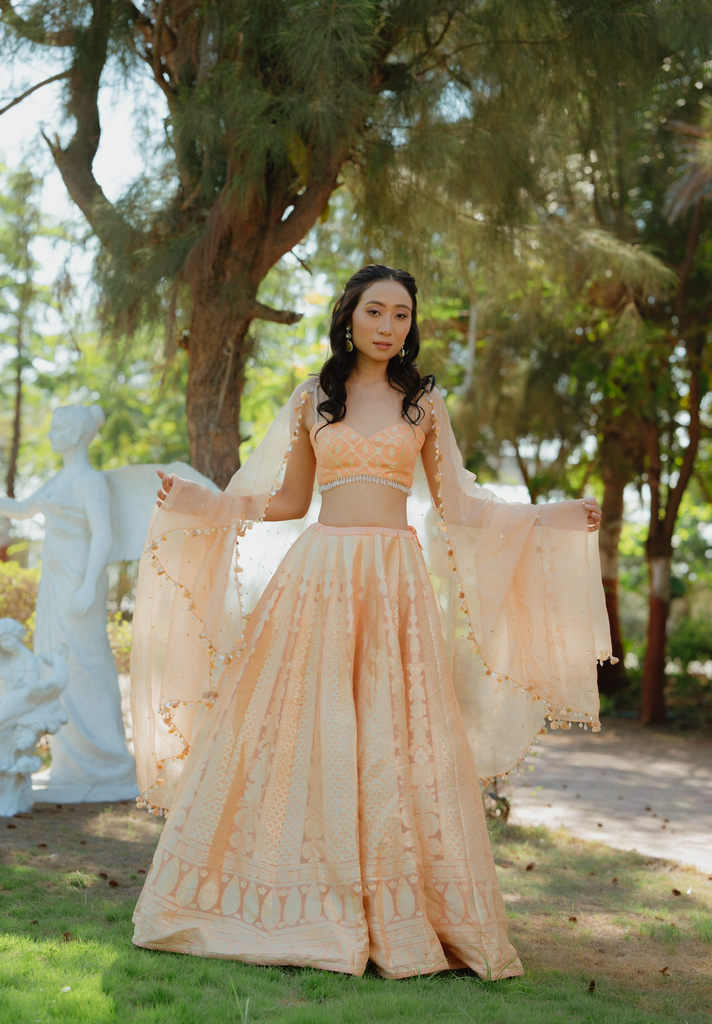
top-left (136, 389), bottom-right (311, 815)
top-left (425, 393), bottom-right (604, 751)
top-left (136, 384), bottom-right (607, 816)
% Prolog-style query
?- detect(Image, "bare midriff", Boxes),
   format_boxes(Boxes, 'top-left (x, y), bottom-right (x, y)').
top-left (318, 483), bottom-right (410, 530)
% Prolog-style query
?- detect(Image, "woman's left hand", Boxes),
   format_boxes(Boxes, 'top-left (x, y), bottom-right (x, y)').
top-left (583, 498), bottom-right (602, 533)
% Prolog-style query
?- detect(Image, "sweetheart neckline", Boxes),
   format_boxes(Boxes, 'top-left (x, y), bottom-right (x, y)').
top-left (310, 421), bottom-right (426, 444)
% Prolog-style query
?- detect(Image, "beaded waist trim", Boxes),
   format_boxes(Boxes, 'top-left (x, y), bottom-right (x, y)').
top-left (318, 474), bottom-right (412, 496)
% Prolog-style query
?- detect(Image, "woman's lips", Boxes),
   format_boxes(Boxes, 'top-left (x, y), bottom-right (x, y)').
top-left (373, 342), bottom-right (392, 350)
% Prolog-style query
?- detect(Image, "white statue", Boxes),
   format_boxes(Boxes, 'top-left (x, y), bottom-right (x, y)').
top-left (0, 618), bottom-right (68, 817)
top-left (0, 404), bottom-right (218, 803)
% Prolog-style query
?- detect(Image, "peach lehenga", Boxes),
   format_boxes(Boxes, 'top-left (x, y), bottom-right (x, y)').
top-left (130, 381), bottom-right (611, 979)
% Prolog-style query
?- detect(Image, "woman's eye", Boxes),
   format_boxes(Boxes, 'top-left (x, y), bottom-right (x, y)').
top-left (366, 309), bottom-right (379, 315)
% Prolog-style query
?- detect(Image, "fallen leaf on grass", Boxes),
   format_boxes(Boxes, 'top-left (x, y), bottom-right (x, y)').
top-left (98, 873), bottom-right (108, 879)
top-left (659, 966), bottom-right (669, 975)
top-left (672, 889), bottom-right (681, 896)
top-left (6, 824), bottom-right (16, 829)
top-left (62, 932), bottom-right (75, 942)
top-left (612, 877), bottom-right (618, 884)
top-left (38, 843), bottom-right (47, 849)
top-left (588, 979), bottom-right (595, 994)
top-left (568, 916), bottom-right (578, 922)
top-left (137, 869), bottom-right (146, 874)
top-left (108, 880), bottom-right (119, 888)
top-left (79, 841), bottom-right (87, 846)
top-left (525, 863), bottom-right (535, 871)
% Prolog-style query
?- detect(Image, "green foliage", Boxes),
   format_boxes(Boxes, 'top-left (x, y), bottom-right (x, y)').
top-left (0, 560), bottom-right (39, 642)
top-left (107, 611), bottom-right (132, 674)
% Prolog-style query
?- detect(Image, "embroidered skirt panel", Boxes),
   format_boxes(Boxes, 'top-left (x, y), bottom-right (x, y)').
top-left (132, 524), bottom-right (522, 979)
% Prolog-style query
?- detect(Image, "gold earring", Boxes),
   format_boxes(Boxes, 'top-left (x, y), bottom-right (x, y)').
top-left (345, 325), bottom-right (354, 352)
top-left (399, 347), bottom-right (407, 360)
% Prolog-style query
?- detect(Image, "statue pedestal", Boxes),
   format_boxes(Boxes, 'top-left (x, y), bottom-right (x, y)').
top-left (31, 768), bottom-right (138, 804)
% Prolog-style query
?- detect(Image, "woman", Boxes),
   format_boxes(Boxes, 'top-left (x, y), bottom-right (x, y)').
top-left (131, 265), bottom-right (609, 980)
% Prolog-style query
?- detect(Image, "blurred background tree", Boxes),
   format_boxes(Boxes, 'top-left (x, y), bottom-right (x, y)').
top-left (0, 0), bottom-right (711, 726)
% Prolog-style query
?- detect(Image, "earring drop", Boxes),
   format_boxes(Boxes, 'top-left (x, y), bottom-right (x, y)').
top-left (399, 347), bottom-right (407, 360)
top-left (345, 325), bottom-right (354, 352)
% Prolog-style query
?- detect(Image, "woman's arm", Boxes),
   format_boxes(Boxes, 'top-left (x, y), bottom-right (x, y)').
top-left (421, 389), bottom-right (601, 531)
top-left (156, 383), bottom-right (317, 523)
top-left (261, 413), bottom-right (316, 522)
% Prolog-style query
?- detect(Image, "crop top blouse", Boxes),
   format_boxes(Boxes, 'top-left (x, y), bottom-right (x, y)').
top-left (309, 387), bottom-right (426, 496)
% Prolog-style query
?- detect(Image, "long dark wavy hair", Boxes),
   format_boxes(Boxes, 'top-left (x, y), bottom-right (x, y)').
top-left (316, 264), bottom-right (434, 428)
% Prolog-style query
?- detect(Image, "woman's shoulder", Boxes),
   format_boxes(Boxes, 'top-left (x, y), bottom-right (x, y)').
top-left (291, 377), bottom-right (319, 402)
top-left (290, 377), bottom-right (320, 430)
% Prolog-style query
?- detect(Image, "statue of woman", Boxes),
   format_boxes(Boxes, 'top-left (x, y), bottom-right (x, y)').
top-left (0, 405), bottom-right (137, 800)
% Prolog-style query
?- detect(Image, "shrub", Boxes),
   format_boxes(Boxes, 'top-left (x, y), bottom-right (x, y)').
top-left (107, 613), bottom-right (133, 674)
top-left (0, 561), bottom-right (133, 671)
top-left (0, 561), bottom-right (40, 644)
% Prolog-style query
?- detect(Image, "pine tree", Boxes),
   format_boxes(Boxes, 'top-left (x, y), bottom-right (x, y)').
top-left (0, 165), bottom-right (58, 557)
top-left (4, 0), bottom-right (711, 486)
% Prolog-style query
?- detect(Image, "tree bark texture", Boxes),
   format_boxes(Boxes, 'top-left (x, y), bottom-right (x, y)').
top-left (641, 554), bottom-right (671, 724)
top-left (184, 293), bottom-right (250, 488)
top-left (0, 354), bottom-right (21, 563)
top-left (597, 471), bottom-right (627, 695)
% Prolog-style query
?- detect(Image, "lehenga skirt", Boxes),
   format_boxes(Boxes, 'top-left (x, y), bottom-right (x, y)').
top-left (132, 523), bottom-right (523, 980)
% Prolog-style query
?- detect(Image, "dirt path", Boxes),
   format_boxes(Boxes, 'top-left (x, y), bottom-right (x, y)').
top-left (508, 718), bottom-right (712, 874)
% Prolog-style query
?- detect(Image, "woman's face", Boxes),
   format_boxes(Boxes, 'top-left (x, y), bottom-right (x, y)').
top-left (350, 280), bottom-right (413, 363)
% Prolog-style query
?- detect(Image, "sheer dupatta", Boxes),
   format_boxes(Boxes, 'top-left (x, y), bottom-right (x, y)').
top-left (131, 381), bottom-right (611, 814)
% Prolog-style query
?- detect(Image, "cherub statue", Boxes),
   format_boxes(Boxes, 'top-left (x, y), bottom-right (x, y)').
top-left (0, 618), bottom-right (68, 817)
top-left (0, 404), bottom-right (217, 801)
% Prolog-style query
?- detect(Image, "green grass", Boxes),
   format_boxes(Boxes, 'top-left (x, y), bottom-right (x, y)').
top-left (1, 806), bottom-right (710, 1024)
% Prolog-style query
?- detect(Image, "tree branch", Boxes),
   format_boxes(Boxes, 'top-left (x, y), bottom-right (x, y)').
top-left (664, 333), bottom-right (704, 540)
top-left (153, 0), bottom-right (169, 82)
top-left (39, 0), bottom-right (139, 254)
top-left (250, 301), bottom-right (303, 325)
top-left (262, 163), bottom-right (343, 273)
top-left (123, 0), bottom-right (176, 103)
top-left (0, 0), bottom-right (75, 46)
top-left (676, 196), bottom-right (704, 316)
top-left (694, 468), bottom-right (712, 506)
top-left (0, 70), bottom-right (70, 117)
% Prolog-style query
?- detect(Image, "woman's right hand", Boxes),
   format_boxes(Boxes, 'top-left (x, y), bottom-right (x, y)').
top-left (156, 470), bottom-right (174, 508)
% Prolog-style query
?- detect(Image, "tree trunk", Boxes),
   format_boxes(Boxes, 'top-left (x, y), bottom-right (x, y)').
top-left (597, 472), bottom-right (627, 695)
top-left (185, 292), bottom-right (252, 488)
top-left (641, 552), bottom-right (671, 724)
top-left (0, 336), bottom-right (23, 562)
